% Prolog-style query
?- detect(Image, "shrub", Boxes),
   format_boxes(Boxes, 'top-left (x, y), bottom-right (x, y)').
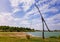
top-left (49, 36), bottom-right (57, 38)
top-left (58, 36), bottom-right (60, 38)
top-left (26, 34), bottom-right (30, 39)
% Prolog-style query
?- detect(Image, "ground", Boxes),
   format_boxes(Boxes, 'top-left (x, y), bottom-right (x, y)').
top-left (0, 32), bottom-right (60, 42)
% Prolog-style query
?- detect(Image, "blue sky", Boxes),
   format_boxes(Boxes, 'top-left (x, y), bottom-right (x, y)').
top-left (0, 0), bottom-right (60, 30)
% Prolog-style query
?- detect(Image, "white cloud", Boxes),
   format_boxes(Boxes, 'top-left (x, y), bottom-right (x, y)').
top-left (23, 7), bottom-right (38, 19)
top-left (45, 14), bottom-right (60, 30)
top-left (39, 0), bottom-right (58, 13)
top-left (12, 7), bottom-right (21, 13)
top-left (0, 12), bottom-right (14, 25)
top-left (9, 0), bottom-right (19, 7)
top-left (23, 0), bottom-right (58, 20)
top-left (18, 0), bottom-right (59, 30)
top-left (0, 0), bottom-right (60, 30)
top-left (46, 14), bottom-right (60, 23)
top-left (28, 13), bottom-right (60, 30)
top-left (49, 0), bottom-right (57, 5)
top-left (10, 0), bottom-right (35, 12)
top-left (0, 12), bottom-right (31, 27)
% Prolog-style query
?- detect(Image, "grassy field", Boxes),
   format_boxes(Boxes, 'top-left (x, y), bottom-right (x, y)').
top-left (0, 32), bottom-right (60, 42)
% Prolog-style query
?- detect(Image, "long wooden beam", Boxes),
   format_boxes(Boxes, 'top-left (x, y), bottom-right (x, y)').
top-left (35, 3), bottom-right (50, 39)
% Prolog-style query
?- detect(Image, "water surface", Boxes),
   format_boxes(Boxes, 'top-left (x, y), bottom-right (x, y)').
top-left (26, 32), bottom-right (60, 38)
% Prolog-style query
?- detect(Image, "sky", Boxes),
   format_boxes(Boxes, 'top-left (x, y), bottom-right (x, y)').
top-left (0, 0), bottom-right (60, 30)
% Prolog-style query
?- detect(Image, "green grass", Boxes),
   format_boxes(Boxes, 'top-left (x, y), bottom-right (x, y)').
top-left (0, 37), bottom-right (60, 42)
top-left (0, 32), bottom-right (60, 42)
top-left (0, 37), bottom-right (41, 42)
top-left (49, 36), bottom-right (57, 38)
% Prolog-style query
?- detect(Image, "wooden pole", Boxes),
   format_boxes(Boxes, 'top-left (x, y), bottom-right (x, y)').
top-left (35, 4), bottom-right (45, 39)
top-left (42, 19), bottom-right (44, 39)
top-left (35, 3), bottom-right (50, 39)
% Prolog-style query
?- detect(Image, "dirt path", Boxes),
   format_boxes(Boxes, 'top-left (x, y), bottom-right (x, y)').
top-left (0, 32), bottom-right (28, 38)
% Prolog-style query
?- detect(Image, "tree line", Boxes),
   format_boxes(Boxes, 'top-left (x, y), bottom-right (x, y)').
top-left (0, 26), bottom-right (35, 32)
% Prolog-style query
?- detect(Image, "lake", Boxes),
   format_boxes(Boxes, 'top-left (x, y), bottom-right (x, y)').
top-left (26, 32), bottom-right (60, 38)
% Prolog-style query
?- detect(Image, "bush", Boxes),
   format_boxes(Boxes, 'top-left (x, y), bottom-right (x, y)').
top-left (58, 36), bottom-right (60, 38)
top-left (26, 34), bottom-right (30, 39)
top-left (49, 36), bottom-right (57, 38)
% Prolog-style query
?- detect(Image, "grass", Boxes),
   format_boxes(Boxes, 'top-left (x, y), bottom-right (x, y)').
top-left (0, 37), bottom-right (60, 42)
top-left (49, 36), bottom-right (57, 38)
top-left (0, 32), bottom-right (60, 42)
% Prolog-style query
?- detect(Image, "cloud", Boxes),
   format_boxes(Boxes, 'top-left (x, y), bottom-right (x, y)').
top-left (45, 13), bottom-right (60, 30)
top-left (19, 0), bottom-right (60, 30)
top-left (10, 0), bottom-right (35, 13)
top-left (0, 12), bottom-right (14, 25)
top-left (0, 0), bottom-right (60, 30)
top-left (23, 0), bottom-right (60, 30)
top-left (0, 12), bottom-right (31, 28)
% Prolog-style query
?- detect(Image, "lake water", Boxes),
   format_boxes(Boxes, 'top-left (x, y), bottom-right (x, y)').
top-left (26, 32), bottom-right (60, 38)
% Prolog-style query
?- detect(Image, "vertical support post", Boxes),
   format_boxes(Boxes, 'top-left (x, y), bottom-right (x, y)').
top-left (35, 4), bottom-right (45, 39)
top-left (42, 21), bottom-right (44, 39)
top-left (42, 18), bottom-right (44, 39)
top-left (35, 3), bottom-right (50, 39)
